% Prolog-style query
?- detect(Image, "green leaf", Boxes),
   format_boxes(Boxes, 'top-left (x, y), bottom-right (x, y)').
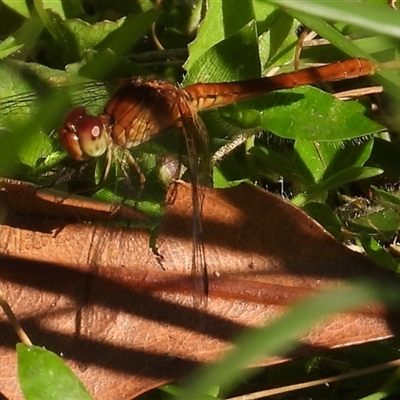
top-left (185, 0), bottom-right (261, 70)
top-left (258, 8), bottom-right (299, 70)
top-left (292, 166), bottom-right (383, 206)
top-left (95, 10), bottom-right (159, 56)
top-left (250, 145), bottom-right (305, 184)
top-left (17, 344), bottom-right (93, 400)
top-left (2, 0), bottom-right (31, 18)
top-left (77, 9), bottom-right (158, 80)
top-left (35, 0), bottom-right (83, 19)
top-left (0, 17), bottom-right (44, 60)
top-left (372, 186), bottom-right (400, 207)
top-left (348, 207), bottom-right (400, 240)
top-left (258, 86), bottom-right (384, 141)
top-left (294, 138), bottom-right (374, 185)
top-left (184, 20), bottom-right (261, 84)
top-left (302, 201), bottom-right (343, 240)
top-left (64, 18), bottom-right (125, 58)
top-left (322, 138), bottom-right (374, 178)
top-left (294, 141), bottom-right (338, 184)
top-left (34, 0), bottom-right (80, 61)
top-left (369, 138), bottom-right (400, 178)
top-left (360, 236), bottom-right (400, 273)
top-left (0, 62), bottom-right (87, 177)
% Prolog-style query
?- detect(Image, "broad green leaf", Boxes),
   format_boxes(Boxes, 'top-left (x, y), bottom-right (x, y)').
top-left (18, 344), bottom-right (93, 400)
top-left (0, 60), bottom-right (73, 134)
top-left (95, 10), bottom-right (159, 56)
top-left (64, 18), bottom-right (125, 58)
top-left (37, 0), bottom-right (85, 19)
top-left (294, 141), bottom-right (339, 184)
top-left (0, 59), bottom-right (94, 129)
top-left (213, 166), bottom-right (230, 188)
top-left (258, 86), bottom-right (384, 141)
top-left (250, 145), bottom-right (307, 184)
top-left (217, 86), bottom-right (383, 143)
top-left (184, 21), bottom-right (261, 84)
top-left (361, 234), bottom-right (400, 273)
top-left (322, 138), bottom-right (374, 179)
top-left (77, 9), bottom-right (158, 80)
top-left (372, 186), bottom-right (400, 207)
top-left (34, 0), bottom-right (76, 19)
top-left (0, 17), bottom-right (44, 60)
top-left (292, 166), bottom-right (383, 206)
top-left (294, 138), bottom-right (374, 184)
top-left (258, 9), bottom-right (298, 70)
top-left (34, 2), bottom-right (80, 62)
top-left (0, 61), bottom-right (99, 177)
top-left (302, 201), bottom-right (343, 240)
top-left (2, 0), bottom-right (30, 18)
top-left (0, 60), bottom-right (71, 97)
top-left (185, 0), bottom-right (260, 70)
top-left (369, 138), bottom-right (400, 178)
top-left (349, 208), bottom-right (400, 241)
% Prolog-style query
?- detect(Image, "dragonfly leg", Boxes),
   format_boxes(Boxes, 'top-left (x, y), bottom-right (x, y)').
top-left (119, 149), bottom-right (146, 206)
top-left (94, 143), bottom-right (113, 186)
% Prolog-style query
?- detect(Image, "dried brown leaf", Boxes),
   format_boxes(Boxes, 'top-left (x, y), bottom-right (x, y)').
top-left (0, 178), bottom-right (399, 399)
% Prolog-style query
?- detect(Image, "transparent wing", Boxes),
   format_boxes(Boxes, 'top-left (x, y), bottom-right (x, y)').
top-left (177, 95), bottom-right (212, 307)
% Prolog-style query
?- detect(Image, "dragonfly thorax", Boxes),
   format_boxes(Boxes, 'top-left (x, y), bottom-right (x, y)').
top-left (104, 78), bottom-right (182, 148)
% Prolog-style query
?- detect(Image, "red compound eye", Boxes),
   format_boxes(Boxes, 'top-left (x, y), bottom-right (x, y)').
top-left (59, 107), bottom-right (108, 160)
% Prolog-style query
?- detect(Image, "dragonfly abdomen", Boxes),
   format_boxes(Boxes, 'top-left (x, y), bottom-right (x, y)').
top-left (183, 58), bottom-right (376, 111)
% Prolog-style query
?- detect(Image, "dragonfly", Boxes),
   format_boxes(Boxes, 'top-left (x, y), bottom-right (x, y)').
top-left (56, 57), bottom-right (377, 307)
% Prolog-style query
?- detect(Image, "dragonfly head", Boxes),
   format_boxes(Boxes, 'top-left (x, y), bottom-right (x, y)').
top-left (59, 106), bottom-right (109, 161)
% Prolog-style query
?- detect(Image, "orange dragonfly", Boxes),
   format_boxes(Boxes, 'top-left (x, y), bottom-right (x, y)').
top-left (57, 58), bottom-right (377, 307)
